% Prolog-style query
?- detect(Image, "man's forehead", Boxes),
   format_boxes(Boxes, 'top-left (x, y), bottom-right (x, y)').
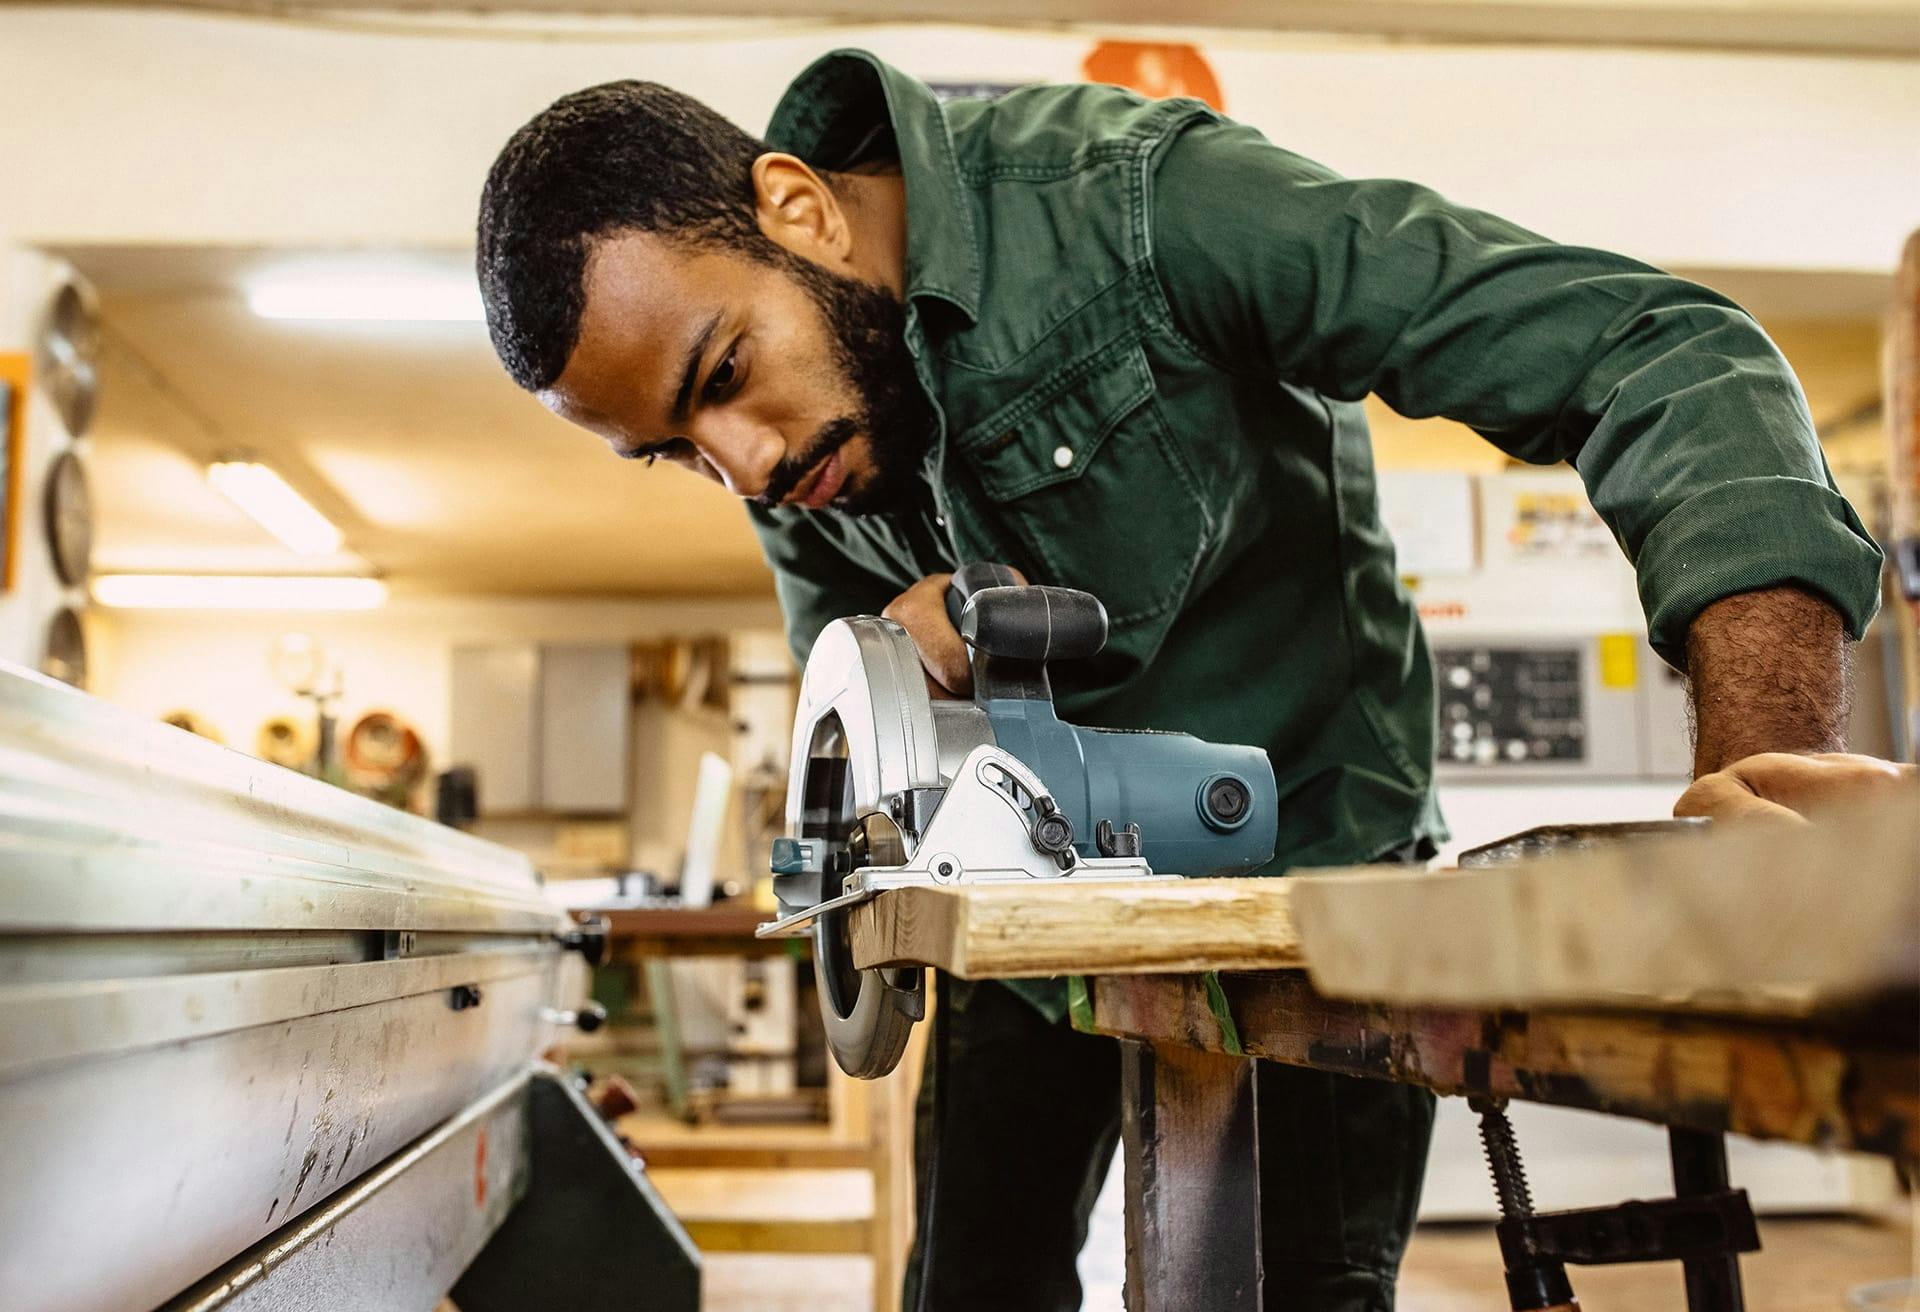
top-left (576, 234), bottom-right (702, 353)
top-left (555, 236), bottom-right (725, 418)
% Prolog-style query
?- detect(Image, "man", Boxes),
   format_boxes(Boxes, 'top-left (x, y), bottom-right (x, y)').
top-left (477, 50), bottom-right (1898, 1309)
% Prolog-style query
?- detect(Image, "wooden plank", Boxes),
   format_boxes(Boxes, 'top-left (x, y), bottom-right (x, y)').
top-left (849, 877), bottom-right (1302, 979)
top-left (1088, 971), bottom-right (1920, 1160)
top-left (646, 1166), bottom-right (871, 1220)
top-left (648, 1166), bottom-right (872, 1253)
top-left (1120, 1040), bottom-right (1261, 1312)
top-left (678, 1218), bottom-right (870, 1254)
top-left (1288, 799), bottom-right (1919, 1017)
top-left (625, 1142), bottom-right (869, 1170)
top-left (598, 904), bottom-right (771, 938)
top-left (1887, 227), bottom-right (1920, 747)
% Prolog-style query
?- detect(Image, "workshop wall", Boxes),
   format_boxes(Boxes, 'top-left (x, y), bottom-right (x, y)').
top-left (0, 246), bottom-right (90, 673)
top-left (88, 594), bottom-right (785, 874)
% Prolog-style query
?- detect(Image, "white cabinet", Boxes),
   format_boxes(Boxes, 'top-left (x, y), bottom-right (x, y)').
top-left (449, 643), bottom-right (629, 815)
top-left (448, 646), bottom-right (539, 813)
top-left (537, 644), bottom-right (632, 813)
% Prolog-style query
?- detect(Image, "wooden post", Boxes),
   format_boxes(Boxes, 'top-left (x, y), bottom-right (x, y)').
top-left (1120, 1040), bottom-right (1261, 1312)
top-left (1886, 227), bottom-right (1920, 760)
top-left (867, 971), bottom-right (929, 1312)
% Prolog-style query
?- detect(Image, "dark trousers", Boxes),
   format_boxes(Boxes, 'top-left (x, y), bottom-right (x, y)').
top-left (901, 976), bottom-right (1435, 1312)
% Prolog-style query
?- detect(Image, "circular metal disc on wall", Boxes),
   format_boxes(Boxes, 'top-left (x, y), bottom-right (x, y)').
top-left (257, 714), bottom-right (318, 770)
top-left (36, 280), bottom-right (100, 440)
top-left (43, 449), bottom-right (94, 587)
top-left (161, 709), bottom-right (225, 744)
top-left (42, 607), bottom-right (87, 689)
top-left (345, 710), bottom-right (426, 790)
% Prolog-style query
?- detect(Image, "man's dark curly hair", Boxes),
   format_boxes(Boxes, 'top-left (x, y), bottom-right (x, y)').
top-left (477, 81), bottom-right (770, 392)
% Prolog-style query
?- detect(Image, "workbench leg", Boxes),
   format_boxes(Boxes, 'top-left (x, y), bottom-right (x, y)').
top-left (1120, 1040), bottom-right (1261, 1312)
top-left (869, 972), bottom-right (929, 1312)
top-left (1669, 1128), bottom-right (1747, 1312)
top-left (643, 959), bottom-right (689, 1117)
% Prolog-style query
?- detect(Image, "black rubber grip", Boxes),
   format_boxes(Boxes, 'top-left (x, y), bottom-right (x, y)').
top-left (960, 586), bottom-right (1108, 662)
top-left (943, 562), bottom-right (1025, 631)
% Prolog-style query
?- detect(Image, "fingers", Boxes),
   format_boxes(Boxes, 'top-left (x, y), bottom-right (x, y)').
top-left (1722, 752), bottom-right (1915, 816)
top-left (882, 573), bottom-right (972, 698)
top-left (1675, 751), bottom-right (1916, 825)
top-left (1672, 772), bottom-right (1808, 827)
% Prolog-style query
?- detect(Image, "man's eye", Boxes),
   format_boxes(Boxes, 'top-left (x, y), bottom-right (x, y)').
top-left (705, 352), bottom-right (738, 399)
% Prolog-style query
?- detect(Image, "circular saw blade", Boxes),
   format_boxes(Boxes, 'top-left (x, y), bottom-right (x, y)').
top-left (783, 617), bottom-right (943, 1079)
top-left (813, 811), bottom-right (920, 1079)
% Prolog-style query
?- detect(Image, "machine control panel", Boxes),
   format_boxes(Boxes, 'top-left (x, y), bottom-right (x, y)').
top-left (1435, 647), bottom-right (1586, 766)
top-left (1429, 636), bottom-right (1683, 780)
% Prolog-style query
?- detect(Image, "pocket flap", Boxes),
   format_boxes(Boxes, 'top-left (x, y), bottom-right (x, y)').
top-left (955, 342), bottom-right (1155, 500)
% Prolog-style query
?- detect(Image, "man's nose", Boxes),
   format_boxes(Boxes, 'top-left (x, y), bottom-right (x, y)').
top-left (694, 417), bottom-right (783, 501)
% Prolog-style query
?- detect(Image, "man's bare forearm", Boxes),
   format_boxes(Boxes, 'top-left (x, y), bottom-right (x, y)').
top-left (1686, 585), bottom-right (1851, 775)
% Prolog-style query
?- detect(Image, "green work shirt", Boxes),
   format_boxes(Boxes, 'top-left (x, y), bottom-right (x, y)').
top-left (750, 51), bottom-right (1885, 1019)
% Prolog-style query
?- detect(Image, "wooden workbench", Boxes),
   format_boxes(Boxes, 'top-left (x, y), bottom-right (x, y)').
top-left (846, 795), bottom-right (1919, 1311)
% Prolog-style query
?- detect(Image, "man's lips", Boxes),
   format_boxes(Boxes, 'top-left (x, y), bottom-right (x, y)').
top-left (790, 448), bottom-right (849, 510)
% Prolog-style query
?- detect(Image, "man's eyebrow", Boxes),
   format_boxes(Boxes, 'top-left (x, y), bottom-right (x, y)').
top-left (669, 310), bottom-right (724, 426)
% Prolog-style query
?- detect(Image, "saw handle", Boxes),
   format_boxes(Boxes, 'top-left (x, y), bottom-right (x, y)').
top-left (942, 564), bottom-right (1108, 704)
top-left (959, 587), bottom-right (1108, 663)
top-left (942, 562), bottom-right (1026, 631)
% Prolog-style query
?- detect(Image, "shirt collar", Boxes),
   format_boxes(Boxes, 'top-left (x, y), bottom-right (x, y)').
top-left (765, 49), bottom-right (982, 324)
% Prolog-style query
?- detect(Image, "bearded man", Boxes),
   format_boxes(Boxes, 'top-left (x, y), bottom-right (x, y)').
top-left (476, 50), bottom-right (1894, 1311)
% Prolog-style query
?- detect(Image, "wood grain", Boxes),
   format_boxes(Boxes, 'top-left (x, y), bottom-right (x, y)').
top-left (1288, 797), bottom-right (1919, 1017)
top-left (1120, 1041), bottom-right (1260, 1312)
top-left (1089, 971), bottom-right (1920, 1160)
top-left (848, 877), bottom-right (1302, 979)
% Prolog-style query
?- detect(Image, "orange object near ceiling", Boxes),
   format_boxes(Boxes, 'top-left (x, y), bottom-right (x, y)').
top-left (1082, 41), bottom-right (1224, 111)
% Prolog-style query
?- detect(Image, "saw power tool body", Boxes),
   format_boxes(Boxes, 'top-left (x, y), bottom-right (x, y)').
top-left (759, 564), bottom-right (1279, 1078)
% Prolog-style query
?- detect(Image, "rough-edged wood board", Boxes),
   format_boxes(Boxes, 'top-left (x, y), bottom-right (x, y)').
top-left (1088, 971), bottom-right (1920, 1160)
top-left (848, 877), bottom-right (1301, 978)
top-left (1288, 796), bottom-right (1919, 1017)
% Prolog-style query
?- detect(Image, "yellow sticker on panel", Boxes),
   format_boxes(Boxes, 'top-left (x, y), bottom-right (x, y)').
top-left (1598, 633), bottom-right (1638, 689)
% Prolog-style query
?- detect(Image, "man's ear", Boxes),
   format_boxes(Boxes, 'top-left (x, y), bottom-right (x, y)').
top-left (752, 153), bottom-right (850, 265)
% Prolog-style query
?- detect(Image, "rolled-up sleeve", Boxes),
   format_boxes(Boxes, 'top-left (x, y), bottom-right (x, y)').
top-left (1148, 115), bottom-right (1885, 667)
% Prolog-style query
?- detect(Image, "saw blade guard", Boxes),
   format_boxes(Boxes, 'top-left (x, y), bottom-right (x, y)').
top-left (779, 616), bottom-right (945, 1079)
top-left (778, 617), bottom-right (944, 920)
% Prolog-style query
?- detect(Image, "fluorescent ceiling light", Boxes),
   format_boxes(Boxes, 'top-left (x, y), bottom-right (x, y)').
top-left (92, 575), bottom-right (388, 610)
top-left (247, 270), bottom-right (483, 322)
top-left (207, 461), bottom-right (344, 555)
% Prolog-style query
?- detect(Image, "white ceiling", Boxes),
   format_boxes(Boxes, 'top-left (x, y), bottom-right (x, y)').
top-left (73, 245), bottom-right (775, 596)
top-left (64, 244), bottom-right (1891, 597)
top-left (30, 0), bottom-right (1920, 55)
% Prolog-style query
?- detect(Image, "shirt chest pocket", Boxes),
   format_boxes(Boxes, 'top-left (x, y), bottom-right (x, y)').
top-left (953, 341), bottom-right (1214, 629)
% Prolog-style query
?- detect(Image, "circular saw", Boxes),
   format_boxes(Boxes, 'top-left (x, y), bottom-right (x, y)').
top-left (759, 566), bottom-right (1279, 1079)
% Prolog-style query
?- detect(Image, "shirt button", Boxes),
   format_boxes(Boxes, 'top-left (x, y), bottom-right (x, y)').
top-left (1052, 445), bottom-right (1073, 469)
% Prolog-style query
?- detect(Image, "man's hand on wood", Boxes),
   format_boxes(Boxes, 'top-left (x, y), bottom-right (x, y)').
top-left (1674, 751), bottom-right (1917, 825)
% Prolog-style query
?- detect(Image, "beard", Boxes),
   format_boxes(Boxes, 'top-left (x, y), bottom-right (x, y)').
top-left (754, 253), bottom-right (937, 516)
